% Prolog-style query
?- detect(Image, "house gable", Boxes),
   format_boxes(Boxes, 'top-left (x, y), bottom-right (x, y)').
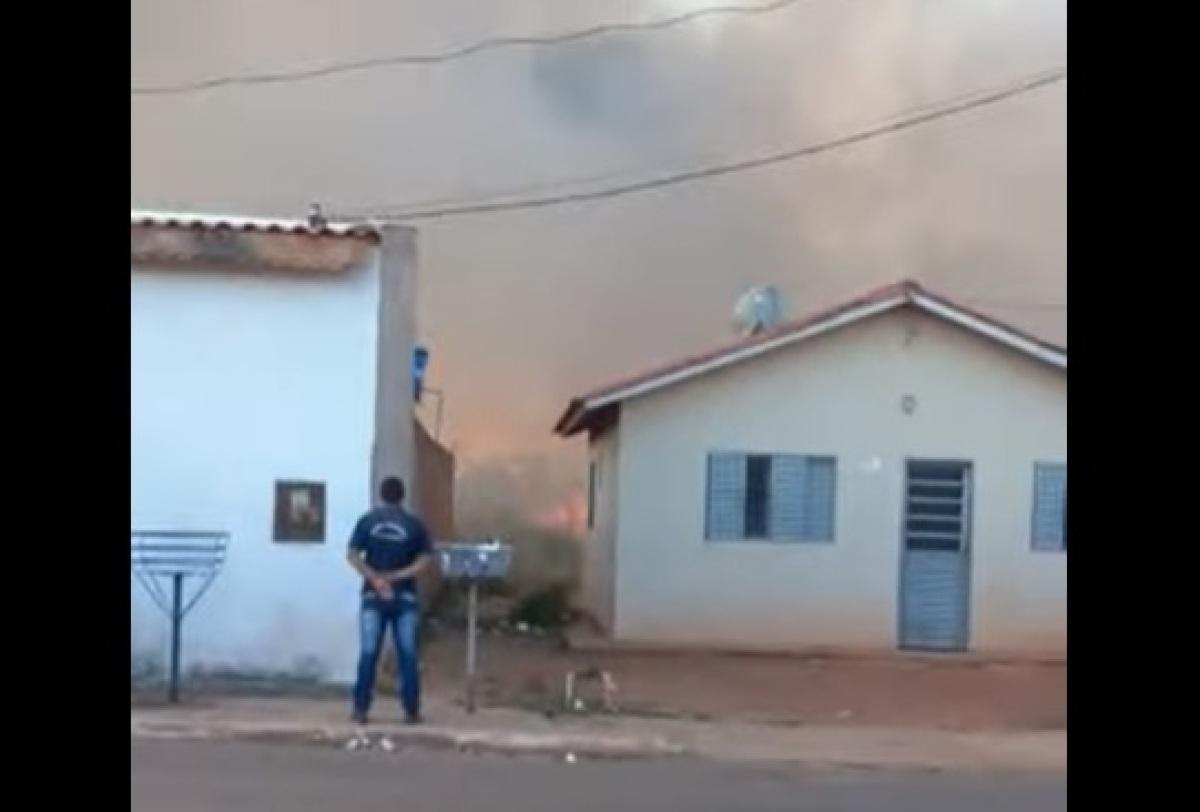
top-left (556, 280), bottom-right (1065, 437)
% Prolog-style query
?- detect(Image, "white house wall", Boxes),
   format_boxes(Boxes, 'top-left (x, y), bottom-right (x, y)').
top-left (582, 429), bottom-right (619, 630)
top-left (612, 309), bottom-right (1065, 657)
top-left (131, 260), bottom-right (381, 682)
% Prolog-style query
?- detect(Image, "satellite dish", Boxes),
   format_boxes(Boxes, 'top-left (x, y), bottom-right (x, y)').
top-left (733, 286), bottom-right (783, 336)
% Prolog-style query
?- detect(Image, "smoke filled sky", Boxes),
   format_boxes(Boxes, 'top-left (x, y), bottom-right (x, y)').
top-left (132, 0), bottom-right (1066, 513)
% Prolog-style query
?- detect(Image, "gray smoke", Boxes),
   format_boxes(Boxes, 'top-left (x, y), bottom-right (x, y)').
top-left (132, 0), bottom-right (1066, 519)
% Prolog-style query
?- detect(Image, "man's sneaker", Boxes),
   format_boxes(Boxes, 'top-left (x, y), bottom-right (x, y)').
top-left (404, 712), bottom-right (422, 725)
top-left (351, 711), bottom-right (369, 726)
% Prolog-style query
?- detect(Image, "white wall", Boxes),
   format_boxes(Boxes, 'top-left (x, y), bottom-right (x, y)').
top-left (131, 259), bottom-right (381, 682)
top-left (581, 429), bottom-right (619, 630)
top-left (610, 309), bottom-right (1066, 657)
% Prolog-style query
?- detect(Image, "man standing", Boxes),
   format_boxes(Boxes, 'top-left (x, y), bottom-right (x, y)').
top-left (346, 476), bottom-right (432, 725)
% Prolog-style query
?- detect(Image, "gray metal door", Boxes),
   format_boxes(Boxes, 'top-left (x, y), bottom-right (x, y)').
top-left (899, 460), bottom-right (972, 651)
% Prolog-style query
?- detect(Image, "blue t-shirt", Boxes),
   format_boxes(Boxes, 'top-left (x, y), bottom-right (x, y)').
top-left (348, 506), bottom-right (432, 599)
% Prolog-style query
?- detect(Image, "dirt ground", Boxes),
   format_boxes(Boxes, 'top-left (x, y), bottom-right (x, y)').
top-left (132, 627), bottom-right (1065, 732)
top-left (418, 631), bottom-right (1066, 732)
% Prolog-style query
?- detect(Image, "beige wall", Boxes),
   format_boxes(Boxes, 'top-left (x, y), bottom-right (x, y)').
top-left (414, 419), bottom-right (455, 610)
top-left (581, 428), bottom-right (620, 630)
top-left (371, 226), bottom-right (419, 508)
top-left (605, 309), bottom-right (1065, 658)
top-left (414, 420), bottom-right (455, 541)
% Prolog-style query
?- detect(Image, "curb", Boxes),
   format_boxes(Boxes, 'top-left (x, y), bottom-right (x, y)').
top-left (130, 719), bottom-right (687, 761)
top-left (562, 633), bottom-right (1067, 667)
top-left (130, 715), bottom-right (1064, 772)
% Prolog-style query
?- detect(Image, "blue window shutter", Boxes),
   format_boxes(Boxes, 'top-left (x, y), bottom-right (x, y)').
top-left (706, 453), bottom-right (746, 539)
top-left (1032, 463), bottom-right (1067, 551)
top-left (769, 455), bottom-right (836, 541)
top-left (803, 456), bottom-right (837, 541)
top-left (769, 454), bottom-right (807, 539)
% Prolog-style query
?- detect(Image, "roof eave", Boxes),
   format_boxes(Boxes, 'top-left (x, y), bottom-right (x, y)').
top-left (555, 400), bottom-right (620, 438)
top-left (130, 209), bottom-right (382, 242)
top-left (553, 399), bottom-right (585, 436)
top-left (910, 292), bottom-right (1066, 369)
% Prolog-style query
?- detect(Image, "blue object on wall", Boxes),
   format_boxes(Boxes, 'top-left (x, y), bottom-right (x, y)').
top-left (413, 345), bottom-right (429, 401)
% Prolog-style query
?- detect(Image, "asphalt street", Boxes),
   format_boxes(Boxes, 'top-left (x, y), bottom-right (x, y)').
top-left (132, 738), bottom-right (1066, 811)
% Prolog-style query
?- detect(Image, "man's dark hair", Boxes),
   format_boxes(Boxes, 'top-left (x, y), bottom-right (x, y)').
top-left (380, 476), bottom-right (405, 505)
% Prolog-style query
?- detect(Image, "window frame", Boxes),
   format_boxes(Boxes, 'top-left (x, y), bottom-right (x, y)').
top-left (1030, 461), bottom-right (1068, 553)
top-left (704, 451), bottom-right (837, 544)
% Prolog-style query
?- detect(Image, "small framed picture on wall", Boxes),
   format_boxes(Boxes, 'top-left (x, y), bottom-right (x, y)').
top-left (273, 480), bottom-right (326, 543)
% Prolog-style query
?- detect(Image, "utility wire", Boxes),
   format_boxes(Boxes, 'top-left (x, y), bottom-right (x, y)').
top-left (333, 67), bottom-right (1065, 223)
top-left (346, 67), bottom-right (1060, 219)
top-left (352, 165), bottom-right (653, 216)
top-left (132, 0), bottom-right (808, 96)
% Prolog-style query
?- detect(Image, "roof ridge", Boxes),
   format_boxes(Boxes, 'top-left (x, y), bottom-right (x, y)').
top-left (555, 278), bottom-right (1065, 436)
top-left (131, 209), bottom-right (381, 240)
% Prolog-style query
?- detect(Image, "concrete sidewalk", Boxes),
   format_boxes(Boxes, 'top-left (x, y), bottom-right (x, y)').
top-left (130, 696), bottom-right (1065, 772)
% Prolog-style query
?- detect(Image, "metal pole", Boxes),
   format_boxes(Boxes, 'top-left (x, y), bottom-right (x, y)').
top-left (169, 572), bottom-right (183, 704)
top-left (465, 580), bottom-right (478, 714)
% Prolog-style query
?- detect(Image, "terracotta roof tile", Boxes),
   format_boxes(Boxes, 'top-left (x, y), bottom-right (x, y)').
top-left (130, 210), bottom-right (379, 242)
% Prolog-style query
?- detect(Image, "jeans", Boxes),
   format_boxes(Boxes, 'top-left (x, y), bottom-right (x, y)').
top-left (352, 592), bottom-right (421, 718)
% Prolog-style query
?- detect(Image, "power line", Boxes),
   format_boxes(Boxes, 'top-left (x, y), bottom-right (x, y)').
top-left (132, 0), bottom-right (808, 96)
top-left (353, 165), bottom-right (651, 216)
top-left (333, 67), bottom-right (1065, 223)
top-left (346, 69), bottom-right (1056, 219)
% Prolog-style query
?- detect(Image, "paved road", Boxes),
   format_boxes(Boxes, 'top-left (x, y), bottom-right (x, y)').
top-left (131, 739), bottom-right (1065, 812)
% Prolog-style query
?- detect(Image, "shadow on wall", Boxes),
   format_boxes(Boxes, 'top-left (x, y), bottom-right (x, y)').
top-left (131, 650), bottom-right (163, 682)
top-left (414, 419), bottom-right (455, 609)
